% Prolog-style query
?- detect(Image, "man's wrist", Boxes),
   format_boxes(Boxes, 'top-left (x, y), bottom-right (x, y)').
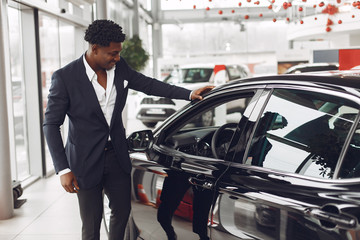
top-left (58, 168), bottom-right (71, 176)
top-left (189, 90), bottom-right (194, 100)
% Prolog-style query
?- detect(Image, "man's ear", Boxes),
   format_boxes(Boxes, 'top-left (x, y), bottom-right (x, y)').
top-left (91, 44), bottom-right (99, 55)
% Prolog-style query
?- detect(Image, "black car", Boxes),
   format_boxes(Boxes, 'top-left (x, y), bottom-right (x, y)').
top-left (105, 70), bottom-right (360, 240)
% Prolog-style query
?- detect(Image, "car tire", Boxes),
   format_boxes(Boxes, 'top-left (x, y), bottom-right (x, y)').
top-left (103, 193), bottom-right (138, 240)
top-left (142, 122), bottom-right (157, 128)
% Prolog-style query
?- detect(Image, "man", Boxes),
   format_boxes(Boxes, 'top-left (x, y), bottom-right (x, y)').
top-left (43, 19), bottom-right (213, 240)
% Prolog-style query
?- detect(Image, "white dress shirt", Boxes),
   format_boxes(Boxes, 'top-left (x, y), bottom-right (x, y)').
top-left (59, 55), bottom-right (117, 176)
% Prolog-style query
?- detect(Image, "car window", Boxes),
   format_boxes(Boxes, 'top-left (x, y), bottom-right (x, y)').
top-left (182, 68), bottom-right (213, 83)
top-left (339, 120), bottom-right (360, 179)
top-left (164, 68), bottom-right (213, 84)
top-left (163, 68), bottom-right (180, 84)
top-left (245, 89), bottom-right (359, 179)
top-left (164, 95), bottom-right (253, 160)
top-left (227, 65), bottom-right (247, 80)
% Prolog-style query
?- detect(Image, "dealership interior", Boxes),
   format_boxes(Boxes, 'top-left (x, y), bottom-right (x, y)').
top-left (0, 0), bottom-right (360, 239)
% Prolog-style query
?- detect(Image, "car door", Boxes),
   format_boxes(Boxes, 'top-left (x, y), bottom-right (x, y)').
top-left (211, 85), bottom-right (360, 240)
top-left (130, 86), bottom-right (264, 240)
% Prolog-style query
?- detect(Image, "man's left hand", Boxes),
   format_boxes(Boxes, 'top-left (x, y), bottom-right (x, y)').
top-left (191, 85), bottom-right (215, 101)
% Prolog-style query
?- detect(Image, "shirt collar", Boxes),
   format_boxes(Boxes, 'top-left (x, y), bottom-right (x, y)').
top-left (83, 54), bottom-right (96, 82)
top-left (82, 53), bottom-right (116, 82)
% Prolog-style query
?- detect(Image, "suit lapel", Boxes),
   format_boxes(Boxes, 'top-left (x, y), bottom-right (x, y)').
top-left (77, 57), bottom-right (108, 126)
top-left (110, 66), bottom-right (127, 129)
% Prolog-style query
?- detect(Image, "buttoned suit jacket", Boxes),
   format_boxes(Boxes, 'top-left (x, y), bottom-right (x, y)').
top-left (43, 56), bottom-right (191, 189)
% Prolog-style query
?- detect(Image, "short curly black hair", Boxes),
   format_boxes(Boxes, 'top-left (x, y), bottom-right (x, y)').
top-left (84, 19), bottom-right (126, 46)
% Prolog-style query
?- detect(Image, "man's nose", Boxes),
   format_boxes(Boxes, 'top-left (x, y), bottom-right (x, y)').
top-left (114, 54), bottom-right (120, 62)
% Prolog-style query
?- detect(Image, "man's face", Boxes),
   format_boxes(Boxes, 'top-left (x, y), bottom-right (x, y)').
top-left (93, 42), bottom-right (122, 70)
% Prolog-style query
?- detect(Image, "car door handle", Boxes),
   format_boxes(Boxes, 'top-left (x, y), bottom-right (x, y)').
top-left (305, 208), bottom-right (357, 229)
top-left (188, 176), bottom-right (214, 190)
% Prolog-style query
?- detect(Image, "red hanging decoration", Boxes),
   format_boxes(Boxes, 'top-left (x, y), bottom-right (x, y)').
top-left (352, 14), bottom-right (355, 18)
top-left (299, 6), bottom-right (303, 11)
top-left (268, 4), bottom-right (273, 9)
top-left (337, 0), bottom-right (341, 3)
top-left (300, 20), bottom-right (304, 24)
top-left (338, 19), bottom-right (343, 24)
top-left (326, 26), bottom-right (332, 32)
top-left (244, 15), bottom-right (250, 19)
top-left (327, 18), bottom-right (334, 25)
top-left (273, 18), bottom-right (277, 22)
top-left (193, 5), bottom-right (196, 9)
top-left (313, 4), bottom-right (317, 8)
top-left (315, 17), bottom-right (318, 20)
top-left (319, 2), bottom-right (325, 7)
top-left (206, 7), bottom-right (210, 10)
top-left (254, 1), bottom-right (260, 5)
top-left (283, 2), bottom-right (288, 9)
top-left (286, 17), bottom-right (290, 21)
top-left (259, 13), bottom-right (263, 17)
top-left (352, 0), bottom-right (360, 7)
top-left (322, 4), bottom-right (339, 15)
top-left (218, 10), bottom-right (223, 15)
top-left (232, 9), bottom-right (235, 13)
top-left (238, 2), bottom-right (242, 7)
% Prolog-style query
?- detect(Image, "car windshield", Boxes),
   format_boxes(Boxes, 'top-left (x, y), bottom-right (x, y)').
top-left (246, 89), bottom-right (359, 179)
top-left (164, 68), bottom-right (213, 84)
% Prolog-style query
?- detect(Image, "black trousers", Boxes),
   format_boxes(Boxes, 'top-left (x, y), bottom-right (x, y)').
top-left (157, 171), bottom-right (213, 238)
top-left (76, 147), bottom-right (131, 240)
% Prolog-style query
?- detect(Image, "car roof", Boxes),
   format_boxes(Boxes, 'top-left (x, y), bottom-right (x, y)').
top-left (285, 63), bottom-right (339, 74)
top-left (214, 70), bottom-right (360, 93)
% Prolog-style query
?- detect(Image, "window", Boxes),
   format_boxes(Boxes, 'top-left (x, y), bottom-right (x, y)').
top-left (245, 89), bottom-right (359, 179)
top-left (39, 13), bottom-right (78, 175)
top-left (164, 94), bottom-right (253, 160)
top-left (164, 67), bottom-right (213, 84)
top-left (339, 120), bottom-right (360, 179)
top-left (8, 7), bottom-right (30, 181)
top-left (227, 65), bottom-right (248, 80)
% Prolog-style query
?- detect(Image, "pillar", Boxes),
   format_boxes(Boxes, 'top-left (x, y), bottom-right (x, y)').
top-left (96, 0), bottom-right (107, 19)
top-left (151, 0), bottom-right (163, 78)
top-left (0, 0), bottom-right (14, 220)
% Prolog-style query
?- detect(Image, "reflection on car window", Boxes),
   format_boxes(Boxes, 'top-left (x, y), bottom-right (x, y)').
top-left (245, 89), bottom-right (359, 179)
top-left (165, 96), bottom-right (252, 159)
top-left (339, 120), bottom-right (360, 179)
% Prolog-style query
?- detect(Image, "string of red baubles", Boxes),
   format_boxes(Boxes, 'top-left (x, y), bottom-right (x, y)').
top-left (190, 0), bottom-right (360, 32)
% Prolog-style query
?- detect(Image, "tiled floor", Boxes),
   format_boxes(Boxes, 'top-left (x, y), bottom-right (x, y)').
top-left (0, 174), bottom-right (107, 240)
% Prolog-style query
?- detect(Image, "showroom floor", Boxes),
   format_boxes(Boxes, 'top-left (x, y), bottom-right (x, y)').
top-left (0, 174), bottom-right (108, 240)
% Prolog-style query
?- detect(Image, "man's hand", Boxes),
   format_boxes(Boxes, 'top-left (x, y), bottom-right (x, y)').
top-left (60, 171), bottom-right (80, 193)
top-left (190, 85), bottom-right (215, 101)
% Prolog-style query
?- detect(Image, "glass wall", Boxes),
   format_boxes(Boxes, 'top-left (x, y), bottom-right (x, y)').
top-left (39, 12), bottom-right (78, 175)
top-left (39, 13), bottom-right (61, 175)
top-left (7, 6), bottom-right (30, 181)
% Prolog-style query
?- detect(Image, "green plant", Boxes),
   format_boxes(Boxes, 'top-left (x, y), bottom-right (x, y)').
top-left (121, 35), bottom-right (149, 72)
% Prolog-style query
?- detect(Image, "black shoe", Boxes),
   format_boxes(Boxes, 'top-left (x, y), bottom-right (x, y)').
top-left (168, 233), bottom-right (177, 240)
top-left (199, 236), bottom-right (210, 240)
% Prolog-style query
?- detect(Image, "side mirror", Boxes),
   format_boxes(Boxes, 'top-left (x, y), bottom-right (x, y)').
top-left (127, 130), bottom-right (154, 151)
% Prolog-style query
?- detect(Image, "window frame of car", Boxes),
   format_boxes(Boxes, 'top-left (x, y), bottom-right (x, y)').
top-left (152, 85), bottom-right (267, 163)
top-left (229, 82), bottom-right (360, 181)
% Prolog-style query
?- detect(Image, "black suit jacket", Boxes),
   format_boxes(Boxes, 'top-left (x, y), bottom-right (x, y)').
top-left (43, 56), bottom-right (191, 189)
